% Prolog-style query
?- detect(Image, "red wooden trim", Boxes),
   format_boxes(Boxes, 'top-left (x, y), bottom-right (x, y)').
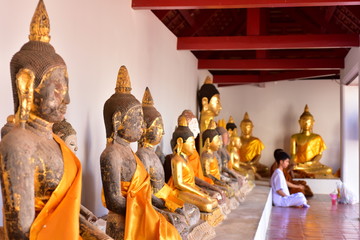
top-left (198, 59), bottom-right (344, 70)
top-left (133, 0), bottom-right (360, 10)
top-left (178, 34), bottom-right (360, 50)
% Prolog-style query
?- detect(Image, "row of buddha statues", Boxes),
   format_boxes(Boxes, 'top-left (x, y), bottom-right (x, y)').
top-left (0, 1), bottom-right (334, 239)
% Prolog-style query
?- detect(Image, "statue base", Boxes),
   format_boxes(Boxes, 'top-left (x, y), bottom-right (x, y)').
top-left (187, 220), bottom-right (216, 240)
top-left (229, 196), bottom-right (240, 210)
top-left (200, 207), bottom-right (224, 227)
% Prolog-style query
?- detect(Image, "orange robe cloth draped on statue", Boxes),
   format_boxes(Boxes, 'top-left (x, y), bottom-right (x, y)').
top-left (188, 150), bottom-right (214, 184)
top-left (122, 152), bottom-right (181, 240)
top-left (30, 134), bottom-right (82, 240)
top-left (239, 138), bottom-right (264, 163)
top-left (293, 135), bottom-right (326, 164)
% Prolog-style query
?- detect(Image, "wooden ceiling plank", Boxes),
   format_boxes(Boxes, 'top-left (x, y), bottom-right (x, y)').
top-left (178, 34), bottom-right (359, 50)
top-left (198, 58), bottom-right (344, 70)
top-left (133, 0), bottom-right (360, 10)
top-left (213, 75), bottom-right (260, 83)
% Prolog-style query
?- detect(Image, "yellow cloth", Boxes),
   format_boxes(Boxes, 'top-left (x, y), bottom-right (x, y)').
top-left (293, 135), bottom-right (326, 164)
top-left (239, 138), bottom-right (264, 163)
top-left (154, 184), bottom-right (184, 212)
top-left (30, 134), bottom-right (82, 240)
top-left (122, 152), bottom-right (181, 240)
top-left (188, 150), bottom-right (214, 184)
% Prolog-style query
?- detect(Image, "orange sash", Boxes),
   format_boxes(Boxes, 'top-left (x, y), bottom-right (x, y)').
top-left (122, 152), bottom-right (181, 240)
top-left (30, 134), bottom-right (82, 240)
top-left (294, 135), bottom-right (326, 164)
top-left (239, 138), bottom-right (264, 163)
top-left (188, 150), bottom-right (213, 184)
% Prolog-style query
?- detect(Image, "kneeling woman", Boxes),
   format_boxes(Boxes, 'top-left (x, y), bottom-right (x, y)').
top-left (271, 150), bottom-right (309, 208)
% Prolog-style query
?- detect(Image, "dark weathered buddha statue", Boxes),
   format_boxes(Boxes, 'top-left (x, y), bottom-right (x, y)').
top-left (100, 66), bottom-right (181, 240)
top-left (0, 1), bottom-right (93, 239)
top-left (290, 105), bottom-right (333, 178)
top-left (137, 88), bottom-right (210, 240)
top-left (239, 112), bottom-right (269, 178)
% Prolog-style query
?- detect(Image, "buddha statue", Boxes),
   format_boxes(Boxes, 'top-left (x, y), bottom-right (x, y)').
top-left (290, 105), bottom-right (333, 177)
top-left (137, 88), bottom-right (210, 240)
top-left (100, 66), bottom-right (181, 240)
top-left (239, 112), bottom-right (269, 178)
top-left (53, 119), bottom-right (78, 153)
top-left (197, 76), bottom-right (222, 152)
top-left (0, 1), bottom-right (92, 239)
top-left (168, 116), bottom-right (223, 227)
top-left (176, 110), bottom-right (227, 204)
top-left (225, 116), bottom-right (237, 137)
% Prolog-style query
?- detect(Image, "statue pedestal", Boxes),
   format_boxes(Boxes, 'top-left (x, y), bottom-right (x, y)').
top-left (200, 207), bottom-right (224, 227)
top-left (293, 178), bottom-right (341, 194)
top-left (188, 221), bottom-right (215, 240)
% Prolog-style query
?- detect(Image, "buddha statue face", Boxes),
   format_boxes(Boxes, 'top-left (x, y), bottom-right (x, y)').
top-left (209, 135), bottom-right (221, 152)
top-left (181, 136), bottom-right (196, 156)
top-left (204, 94), bottom-right (222, 116)
top-left (143, 117), bottom-right (164, 146)
top-left (32, 66), bottom-right (69, 123)
top-left (240, 121), bottom-right (253, 137)
top-left (65, 134), bottom-right (78, 153)
top-left (299, 115), bottom-right (314, 133)
top-left (116, 105), bottom-right (144, 142)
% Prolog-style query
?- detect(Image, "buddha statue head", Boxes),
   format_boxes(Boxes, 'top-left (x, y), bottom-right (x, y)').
top-left (53, 119), bottom-right (78, 153)
top-left (139, 87), bottom-right (164, 147)
top-left (178, 110), bottom-right (200, 138)
top-left (240, 112), bottom-right (253, 138)
top-left (103, 66), bottom-right (144, 143)
top-left (197, 76), bottom-right (222, 116)
top-left (171, 116), bottom-right (195, 156)
top-left (10, 0), bottom-right (69, 127)
top-left (202, 120), bottom-right (221, 152)
top-left (299, 104), bottom-right (314, 133)
top-left (226, 116), bottom-right (237, 137)
top-left (216, 126), bottom-right (229, 147)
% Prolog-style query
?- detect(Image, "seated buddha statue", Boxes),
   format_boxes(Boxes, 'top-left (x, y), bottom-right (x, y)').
top-left (225, 116), bottom-right (237, 138)
top-left (239, 112), bottom-right (269, 178)
top-left (100, 66), bottom-right (181, 240)
top-left (290, 105), bottom-right (333, 178)
top-left (197, 76), bottom-right (222, 152)
top-left (0, 1), bottom-right (98, 239)
top-left (136, 88), bottom-right (208, 239)
top-left (168, 117), bottom-right (223, 226)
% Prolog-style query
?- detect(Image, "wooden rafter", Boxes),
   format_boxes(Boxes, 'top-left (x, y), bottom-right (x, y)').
top-left (133, 0), bottom-right (360, 10)
top-left (198, 58), bottom-right (344, 70)
top-left (178, 34), bottom-right (359, 50)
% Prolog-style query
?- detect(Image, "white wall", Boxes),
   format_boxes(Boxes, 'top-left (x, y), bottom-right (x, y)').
top-left (340, 47), bottom-right (360, 202)
top-left (216, 80), bottom-right (341, 171)
top-left (0, 0), bottom-right (208, 219)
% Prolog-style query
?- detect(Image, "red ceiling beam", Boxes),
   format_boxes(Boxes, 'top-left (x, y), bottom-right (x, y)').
top-left (132, 0), bottom-right (360, 10)
top-left (178, 34), bottom-right (360, 50)
top-left (198, 58), bottom-right (344, 70)
top-left (213, 70), bottom-right (339, 83)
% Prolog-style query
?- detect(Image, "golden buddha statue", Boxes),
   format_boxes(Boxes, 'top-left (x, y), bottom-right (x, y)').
top-left (0, 1), bottom-right (100, 239)
top-left (225, 116), bottom-right (237, 137)
top-left (290, 105), bottom-right (333, 177)
top-left (101, 66), bottom-right (181, 240)
top-left (168, 116), bottom-right (223, 227)
top-left (197, 76), bottom-right (222, 152)
top-left (137, 88), bottom-right (210, 240)
top-left (239, 112), bottom-right (269, 178)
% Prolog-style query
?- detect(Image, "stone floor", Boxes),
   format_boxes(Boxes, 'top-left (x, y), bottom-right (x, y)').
top-left (214, 181), bottom-right (271, 240)
top-left (266, 194), bottom-right (360, 240)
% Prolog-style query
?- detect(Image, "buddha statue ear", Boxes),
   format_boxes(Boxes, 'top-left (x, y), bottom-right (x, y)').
top-left (110, 111), bottom-right (122, 143)
top-left (15, 68), bottom-right (35, 128)
top-left (201, 97), bottom-right (209, 111)
top-left (204, 138), bottom-right (211, 150)
top-left (175, 137), bottom-right (184, 155)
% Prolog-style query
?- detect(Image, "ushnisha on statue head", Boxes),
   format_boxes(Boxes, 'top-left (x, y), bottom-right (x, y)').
top-left (103, 65), bottom-right (144, 144)
top-left (10, 0), bottom-right (69, 129)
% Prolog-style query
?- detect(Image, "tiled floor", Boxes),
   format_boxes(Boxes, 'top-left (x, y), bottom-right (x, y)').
top-left (266, 194), bottom-right (360, 240)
